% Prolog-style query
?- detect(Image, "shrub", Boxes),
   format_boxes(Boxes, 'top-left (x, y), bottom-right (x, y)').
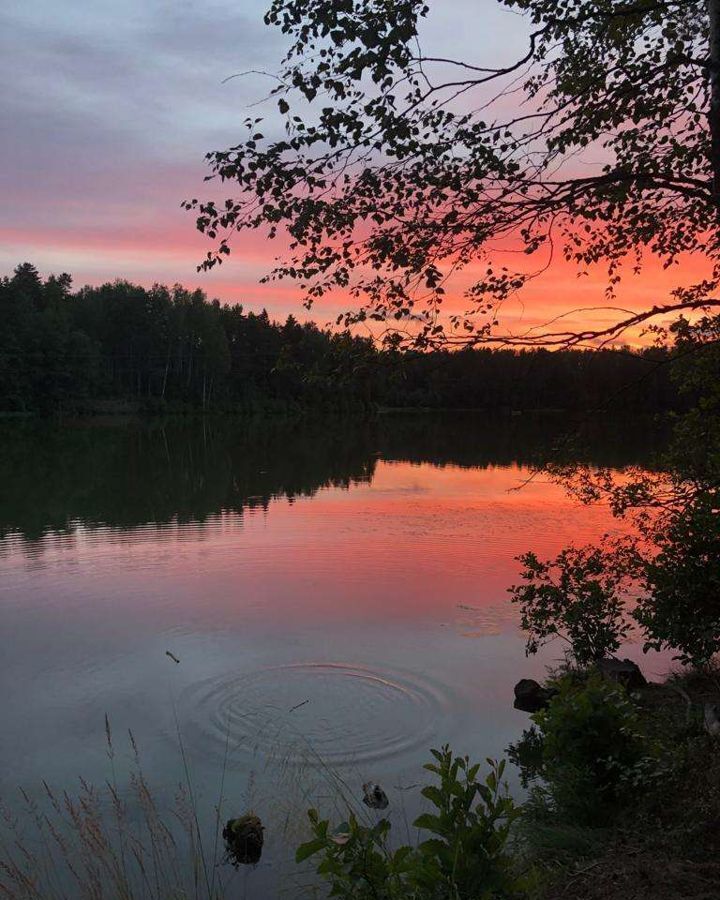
top-left (295, 746), bottom-right (523, 899)
top-left (509, 544), bottom-right (636, 667)
top-left (530, 675), bottom-right (660, 825)
top-left (636, 491), bottom-right (720, 667)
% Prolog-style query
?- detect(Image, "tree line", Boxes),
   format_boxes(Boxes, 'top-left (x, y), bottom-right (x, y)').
top-left (0, 263), bottom-right (680, 415)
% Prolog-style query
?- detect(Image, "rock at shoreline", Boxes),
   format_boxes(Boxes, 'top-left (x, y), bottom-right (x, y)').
top-left (513, 678), bottom-right (554, 713)
top-left (596, 657), bottom-right (647, 691)
top-left (704, 703), bottom-right (720, 738)
top-left (362, 782), bottom-right (389, 810)
top-left (223, 814), bottom-right (264, 866)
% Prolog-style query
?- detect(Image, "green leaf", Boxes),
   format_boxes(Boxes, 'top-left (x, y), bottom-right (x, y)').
top-left (420, 785), bottom-right (444, 809)
top-left (295, 838), bottom-right (327, 863)
top-left (413, 812), bottom-right (444, 835)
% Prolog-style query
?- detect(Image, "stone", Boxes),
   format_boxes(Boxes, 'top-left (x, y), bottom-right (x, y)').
top-left (704, 703), bottom-right (720, 738)
top-left (513, 678), bottom-right (554, 713)
top-left (362, 782), bottom-right (389, 810)
top-left (596, 657), bottom-right (647, 691)
top-left (223, 814), bottom-right (264, 866)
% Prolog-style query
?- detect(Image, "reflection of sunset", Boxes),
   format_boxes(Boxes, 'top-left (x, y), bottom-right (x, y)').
top-left (1, 460), bottom-right (626, 629)
top-left (0, 415), bottom-right (677, 888)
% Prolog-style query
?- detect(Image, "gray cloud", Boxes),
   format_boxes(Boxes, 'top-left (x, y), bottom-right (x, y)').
top-left (0, 0), bottom-right (527, 299)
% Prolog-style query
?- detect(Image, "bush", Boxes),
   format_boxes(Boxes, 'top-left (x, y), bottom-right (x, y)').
top-left (636, 491), bottom-right (720, 667)
top-left (510, 516), bottom-right (720, 670)
top-left (509, 544), bottom-right (636, 666)
top-left (529, 675), bottom-right (661, 825)
top-left (295, 746), bottom-right (523, 899)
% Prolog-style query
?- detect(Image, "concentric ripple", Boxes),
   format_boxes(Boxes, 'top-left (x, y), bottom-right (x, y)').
top-left (180, 662), bottom-right (453, 768)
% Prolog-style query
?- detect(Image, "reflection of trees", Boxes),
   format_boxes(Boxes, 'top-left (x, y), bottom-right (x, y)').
top-left (0, 418), bottom-right (377, 541)
top-left (0, 414), bottom-right (664, 541)
top-left (375, 412), bottom-right (666, 472)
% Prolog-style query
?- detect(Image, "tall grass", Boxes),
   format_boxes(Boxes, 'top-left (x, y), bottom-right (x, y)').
top-left (0, 721), bottom-right (241, 900)
top-left (0, 703), bottom-right (390, 900)
top-left (2, 651), bottom-right (459, 900)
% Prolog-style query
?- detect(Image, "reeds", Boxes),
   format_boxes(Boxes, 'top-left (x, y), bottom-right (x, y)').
top-left (0, 721), bottom-right (239, 900)
top-left (1, 681), bottom-right (414, 900)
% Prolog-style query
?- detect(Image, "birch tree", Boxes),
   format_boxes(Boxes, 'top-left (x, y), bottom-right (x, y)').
top-left (188, 0), bottom-right (720, 349)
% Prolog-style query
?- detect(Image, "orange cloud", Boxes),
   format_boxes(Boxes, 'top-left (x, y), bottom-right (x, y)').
top-left (1, 216), bottom-right (711, 342)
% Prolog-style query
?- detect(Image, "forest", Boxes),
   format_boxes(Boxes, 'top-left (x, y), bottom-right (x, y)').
top-left (0, 263), bottom-right (679, 416)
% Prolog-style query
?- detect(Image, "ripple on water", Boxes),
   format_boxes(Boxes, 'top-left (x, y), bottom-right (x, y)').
top-left (180, 662), bottom-right (454, 769)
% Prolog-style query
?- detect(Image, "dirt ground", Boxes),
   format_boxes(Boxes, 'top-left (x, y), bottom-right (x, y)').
top-left (545, 852), bottom-right (720, 899)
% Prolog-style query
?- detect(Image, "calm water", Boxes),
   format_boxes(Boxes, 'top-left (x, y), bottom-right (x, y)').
top-left (0, 413), bottom-right (668, 894)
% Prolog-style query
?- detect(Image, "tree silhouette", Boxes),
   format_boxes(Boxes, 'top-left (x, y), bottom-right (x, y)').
top-left (0, 262), bottom-right (681, 414)
top-left (187, 0), bottom-right (720, 349)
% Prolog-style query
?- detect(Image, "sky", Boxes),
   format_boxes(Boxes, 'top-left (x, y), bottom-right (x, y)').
top-left (0, 0), bottom-right (703, 339)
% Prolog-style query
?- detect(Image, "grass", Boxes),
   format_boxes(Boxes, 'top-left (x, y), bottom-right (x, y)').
top-left (0, 698), bottom-right (389, 900)
top-left (5, 663), bottom-right (720, 899)
top-left (0, 717), bottom-right (246, 900)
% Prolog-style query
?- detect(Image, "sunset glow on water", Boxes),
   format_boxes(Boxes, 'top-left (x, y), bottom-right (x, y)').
top-left (0, 415), bottom-right (671, 889)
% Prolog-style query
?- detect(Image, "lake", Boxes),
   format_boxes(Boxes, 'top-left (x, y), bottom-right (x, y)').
top-left (0, 413), bottom-right (669, 896)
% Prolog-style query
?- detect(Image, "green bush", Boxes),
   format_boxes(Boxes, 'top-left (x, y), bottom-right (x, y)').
top-left (295, 746), bottom-right (523, 899)
top-left (636, 491), bottom-right (720, 667)
top-left (509, 545), bottom-right (635, 667)
top-left (530, 675), bottom-right (660, 825)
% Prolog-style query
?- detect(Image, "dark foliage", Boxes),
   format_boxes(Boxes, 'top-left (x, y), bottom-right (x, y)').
top-left (188, 0), bottom-right (720, 350)
top-left (509, 544), bottom-right (637, 666)
top-left (380, 346), bottom-right (676, 413)
top-left (512, 313), bottom-right (720, 668)
top-left (0, 263), bottom-right (375, 415)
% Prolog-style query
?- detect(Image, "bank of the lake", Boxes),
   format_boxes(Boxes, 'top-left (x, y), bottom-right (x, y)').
top-left (528, 665), bottom-right (720, 900)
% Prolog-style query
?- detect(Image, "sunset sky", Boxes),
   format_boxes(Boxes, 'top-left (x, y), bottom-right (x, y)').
top-left (0, 0), bottom-right (703, 339)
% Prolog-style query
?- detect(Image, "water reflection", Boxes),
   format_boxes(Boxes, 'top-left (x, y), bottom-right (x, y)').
top-left (0, 413), bottom-right (669, 895)
top-left (0, 412), bottom-right (663, 544)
